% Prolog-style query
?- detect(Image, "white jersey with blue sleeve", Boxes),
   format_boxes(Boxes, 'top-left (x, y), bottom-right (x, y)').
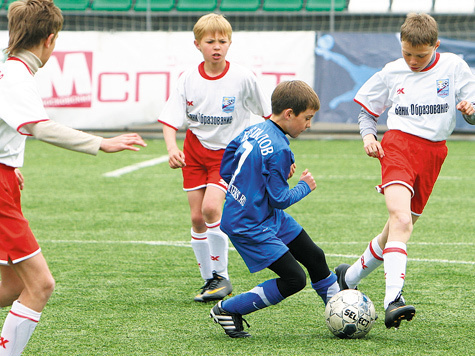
top-left (220, 120), bottom-right (311, 240)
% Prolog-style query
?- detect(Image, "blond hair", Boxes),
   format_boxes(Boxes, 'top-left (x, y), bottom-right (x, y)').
top-left (7, 0), bottom-right (63, 56)
top-left (193, 13), bottom-right (232, 42)
top-left (271, 81), bottom-right (320, 116)
top-left (400, 13), bottom-right (438, 47)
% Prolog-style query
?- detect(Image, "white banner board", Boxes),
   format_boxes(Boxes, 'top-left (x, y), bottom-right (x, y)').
top-left (0, 31), bottom-right (315, 129)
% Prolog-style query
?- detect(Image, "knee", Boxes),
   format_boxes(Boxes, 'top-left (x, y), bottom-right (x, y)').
top-left (287, 268), bottom-right (307, 295)
top-left (390, 211), bottom-right (413, 233)
top-left (201, 203), bottom-right (221, 223)
top-left (190, 211), bottom-right (205, 230)
top-left (38, 276), bottom-right (55, 302)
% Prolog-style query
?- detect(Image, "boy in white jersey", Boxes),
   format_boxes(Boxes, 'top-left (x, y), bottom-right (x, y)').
top-left (335, 13), bottom-right (475, 330)
top-left (0, 1), bottom-right (146, 354)
top-left (158, 13), bottom-right (271, 302)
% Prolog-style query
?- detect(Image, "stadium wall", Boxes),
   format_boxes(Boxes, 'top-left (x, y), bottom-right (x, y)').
top-left (1, 5), bottom-right (475, 133)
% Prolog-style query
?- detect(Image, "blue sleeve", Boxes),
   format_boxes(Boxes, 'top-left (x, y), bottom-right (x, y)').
top-left (266, 150), bottom-right (311, 210)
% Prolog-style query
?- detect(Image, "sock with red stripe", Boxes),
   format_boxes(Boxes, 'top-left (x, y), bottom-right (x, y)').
top-left (345, 234), bottom-right (384, 288)
top-left (383, 241), bottom-right (408, 309)
top-left (0, 300), bottom-right (41, 356)
top-left (190, 229), bottom-right (213, 281)
top-left (206, 220), bottom-right (229, 280)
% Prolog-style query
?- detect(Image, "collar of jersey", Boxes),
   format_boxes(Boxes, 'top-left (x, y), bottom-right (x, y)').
top-left (198, 61), bottom-right (230, 80)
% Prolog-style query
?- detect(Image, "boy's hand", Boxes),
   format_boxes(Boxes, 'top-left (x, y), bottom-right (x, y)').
top-left (363, 134), bottom-right (385, 158)
top-left (456, 100), bottom-right (475, 116)
top-left (167, 148), bottom-right (186, 169)
top-left (100, 133), bottom-right (147, 153)
top-left (288, 163), bottom-right (296, 180)
top-left (14, 168), bottom-right (24, 190)
top-left (299, 169), bottom-right (316, 191)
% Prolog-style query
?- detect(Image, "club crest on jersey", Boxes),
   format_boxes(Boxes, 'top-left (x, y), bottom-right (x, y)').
top-left (437, 79), bottom-right (449, 98)
top-left (222, 97), bottom-right (235, 113)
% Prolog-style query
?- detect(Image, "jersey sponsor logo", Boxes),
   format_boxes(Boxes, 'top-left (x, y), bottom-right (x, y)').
top-left (187, 113), bottom-right (233, 125)
top-left (396, 88), bottom-right (405, 95)
top-left (0, 71), bottom-right (3, 80)
top-left (437, 79), bottom-right (449, 98)
top-left (394, 103), bottom-right (449, 116)
top-left (187, 100), bottom-right (194, 106)
top-left (222, 96), bottom-right (235, 113)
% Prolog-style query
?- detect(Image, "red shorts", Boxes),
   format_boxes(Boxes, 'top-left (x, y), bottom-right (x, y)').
top-left (0, 164), bottom-right (41, 265)
top-left (378, 130), bottom-right (448, 215)
top-left (182, 130), bottom-right (228, 192)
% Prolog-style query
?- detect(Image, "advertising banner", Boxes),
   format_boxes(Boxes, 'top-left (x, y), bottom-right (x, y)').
top-left (314, 32), bottom-right (475, 132)
top-left (0, 31), bottom-right (315, 130)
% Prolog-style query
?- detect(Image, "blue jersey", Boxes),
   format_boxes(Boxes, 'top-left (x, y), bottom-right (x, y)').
top-left (220, 120), bottom-right (311, 241)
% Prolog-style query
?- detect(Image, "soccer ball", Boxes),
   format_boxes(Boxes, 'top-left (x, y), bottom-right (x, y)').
top-left (325, 289), bottom-right (377, 339)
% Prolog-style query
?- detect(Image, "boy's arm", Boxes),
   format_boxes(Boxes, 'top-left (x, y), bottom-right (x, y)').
top-left (457, 100), bottom-right (475, 125)
top-left (163, 124), bottom-right (185, 168)
top-left (266, 152), bottom-right (312, 210)
top-left (24, 120), bottom-right (146, 154)
top-left (358, 108), bottom-right (385, 158)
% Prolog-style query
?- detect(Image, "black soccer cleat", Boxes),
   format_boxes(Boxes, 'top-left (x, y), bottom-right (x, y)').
top-left (335, 263), bottom-right (354, 290)
top-left (195, 272), bottom-right (233, 302)
top-left (385, 296), bottom-right (416, 329)
top-left (194, 278), bottom-right (213, 302)
top-left (210, 301), bottom-right (251, 338)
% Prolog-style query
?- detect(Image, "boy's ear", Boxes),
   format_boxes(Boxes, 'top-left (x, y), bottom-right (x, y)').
top-left (194, 39), bottom-right (201, 51)
top-left (45, 33), bottom-right (56, 48)
top-left (283, 108), bottom-right (294, 120)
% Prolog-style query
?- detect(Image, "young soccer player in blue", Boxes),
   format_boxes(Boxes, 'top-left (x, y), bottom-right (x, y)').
top-left (210, 81), bottom-right (340, 338)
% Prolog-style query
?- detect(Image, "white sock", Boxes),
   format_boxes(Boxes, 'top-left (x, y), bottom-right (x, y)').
top-left (345, 235), bottom-right (384, 288)
top-left (0, 300), bottom-right (41, 356)
top-left (190, 229), bottom-right (213, 280)
top-left (206, 220), bottom-right (229, 280)
top-left (383, 241), bottom-right (408, 309)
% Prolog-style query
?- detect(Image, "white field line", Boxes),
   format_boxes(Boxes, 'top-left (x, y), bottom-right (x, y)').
top-left (103, 155), bottom-right (169, 177)
top-left (40, 239), bottom-right (475, 265)
top-left (102, 156), bottom-right (465, 180)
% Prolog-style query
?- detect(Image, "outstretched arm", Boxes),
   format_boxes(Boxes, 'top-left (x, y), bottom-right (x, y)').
top-left (100, 133), bottom-right (147, 153)
top-left (24, 120), bottom-right (146, 155)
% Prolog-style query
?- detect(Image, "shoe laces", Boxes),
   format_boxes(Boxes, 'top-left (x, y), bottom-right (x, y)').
top-left (207, 273), bottom-right (224, 290)
top-left (229, 314), bottom-right (250, 333)
top-left (390, 290), bottom-right (406, 307)
top-left (197, 279), bottom-right (213, 293)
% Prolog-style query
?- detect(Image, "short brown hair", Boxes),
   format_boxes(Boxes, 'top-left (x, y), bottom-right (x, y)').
top-left (271, 81), bottom-right (320, 116)
top-left (7, 0), bottom-right (63, 56)
top-left (193, 13), bottom-right (232, 43)
top-left (400, 13), bottom-right (438, 47)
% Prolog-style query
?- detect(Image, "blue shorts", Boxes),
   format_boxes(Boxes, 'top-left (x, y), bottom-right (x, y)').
top-left (228, 210), bottom-right (303, 273)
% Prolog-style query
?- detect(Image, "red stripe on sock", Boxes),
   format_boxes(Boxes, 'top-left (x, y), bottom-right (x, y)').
top-left (206, 222), bottom-right (220, 229)
top-left (9, 311), bottom-right (39, 323)
top-left (382, 247), bottom-right (407, 256)
top-left (191, 235), bottom-right (207, 240)
top-left (369, 241), bottom-right (384, 261)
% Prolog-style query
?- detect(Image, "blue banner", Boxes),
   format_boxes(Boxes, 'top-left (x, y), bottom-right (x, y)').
top-left (314, 33), bottom-right (475, 133)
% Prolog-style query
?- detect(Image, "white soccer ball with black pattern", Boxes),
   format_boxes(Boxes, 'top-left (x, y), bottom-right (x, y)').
top-left (325, 289), bottom-right (377, 339)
